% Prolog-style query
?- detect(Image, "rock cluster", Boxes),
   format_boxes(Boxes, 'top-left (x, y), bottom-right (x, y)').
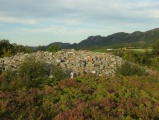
top-left (0, 49), bottom-right (123, 78)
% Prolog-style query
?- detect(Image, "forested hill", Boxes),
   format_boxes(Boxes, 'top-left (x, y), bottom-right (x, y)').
top-left (48, 28), bottom-right (159, 49)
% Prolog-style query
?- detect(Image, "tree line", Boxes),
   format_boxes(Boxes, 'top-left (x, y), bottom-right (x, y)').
top-left (0, 39), bottom-right (62, 58)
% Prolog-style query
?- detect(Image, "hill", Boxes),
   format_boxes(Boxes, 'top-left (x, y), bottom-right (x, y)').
top-left (47, 28), bottom-right (159, 49)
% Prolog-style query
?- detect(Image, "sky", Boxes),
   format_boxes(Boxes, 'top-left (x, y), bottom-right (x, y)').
top-left (0, 0), bottom-right (159, 46)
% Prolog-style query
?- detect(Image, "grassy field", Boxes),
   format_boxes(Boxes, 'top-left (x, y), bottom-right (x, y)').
top-left (127, 48), bottom-right (152, 52)
top-left (92, 48), bottom-right (152, 53)
top-left (92, 49), bottom-right (112, 53)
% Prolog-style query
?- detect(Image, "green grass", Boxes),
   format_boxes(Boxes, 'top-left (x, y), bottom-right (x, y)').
top-left (92, 49), bottom-right (113, 53)
top-left (127, 48), bottom-right (152, 53)
top-left (93, 48), bottom-right (152, 53)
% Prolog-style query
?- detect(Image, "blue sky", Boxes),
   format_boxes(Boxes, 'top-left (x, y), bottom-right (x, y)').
top-left (0, 0), bottom-right (159, 46)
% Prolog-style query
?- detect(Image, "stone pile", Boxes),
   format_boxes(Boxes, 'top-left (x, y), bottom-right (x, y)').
top-left (0, 49), bottom-right (123, 78)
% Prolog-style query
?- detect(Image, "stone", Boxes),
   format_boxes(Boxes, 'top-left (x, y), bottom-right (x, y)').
top-left (56, 59), bottom-right (61, 63)
top-left (87, 56), bottom-right (93, 62)
top-left (91, 70), bottom-right (96, 74)
top-left (0, 49), bottom-right (123, 77)
top-left (70, 72), bottom-right (76, 78)
top-left (65, 60), bottom-right (70, 64)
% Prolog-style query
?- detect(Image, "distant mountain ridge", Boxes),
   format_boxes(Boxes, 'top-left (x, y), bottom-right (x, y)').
top-left (47, 28), bottom-right (159, 49)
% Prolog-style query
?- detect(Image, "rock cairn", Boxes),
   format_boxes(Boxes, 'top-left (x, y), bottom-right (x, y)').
top-left (0, 49), bottom-right (123, 78)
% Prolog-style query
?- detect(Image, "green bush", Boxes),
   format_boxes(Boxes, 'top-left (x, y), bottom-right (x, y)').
top-left (117, 61), bottom-right (147, 76)
top-left (49, 64), bottom-right (65, 81)
top-left (17, 56), bottom-right (47, 80)
top-left (150, 56), bottom-right (159, 71)
top-left (152, 40), bottom-right (159, 55)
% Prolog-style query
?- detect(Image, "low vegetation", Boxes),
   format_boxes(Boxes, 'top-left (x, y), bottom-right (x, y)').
top-left (18, 56), bottom-right (47, 80)
top-left (116, 61), bottom-right (147, 76)
top-left (93, 41), bottom-right (159, 71)
top-left (152, 40), bottom-right (159, 55)
top-left (113, 49), bottom-right (159, 71)
top-left (0, 69), bottom-right (159, 119)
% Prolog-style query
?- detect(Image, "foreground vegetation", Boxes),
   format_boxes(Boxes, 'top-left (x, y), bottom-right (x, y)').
top-left (1, 72), bottom-right (159, 120)
top-left (0, 55), bottom-right (159, 120)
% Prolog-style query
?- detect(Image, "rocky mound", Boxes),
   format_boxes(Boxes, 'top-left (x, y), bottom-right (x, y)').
top-left (0, 49), bottom-right (123, 78)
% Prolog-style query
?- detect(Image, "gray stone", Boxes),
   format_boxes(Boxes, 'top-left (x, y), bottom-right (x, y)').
top-left (0, 49), bottom-right (124, 77)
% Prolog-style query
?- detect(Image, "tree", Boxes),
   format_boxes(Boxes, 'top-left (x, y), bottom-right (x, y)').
top-left (0, 39), bottom-right (14, 57)
top-left (47, 44), bottom-right (62, 52)
top-left (14, 44), bottom-right (33, 53)
top-left (24, 45), bottom-right (32, 53)
top-left (37, 45), bottom-right (46, 51)
top-left (0, 40), bottom-right (33, 58)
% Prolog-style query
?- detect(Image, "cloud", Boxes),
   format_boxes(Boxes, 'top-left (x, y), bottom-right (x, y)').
top-left (21, 27), bottom-right (57, 33)
top-left (1, 0), bottom-right (159, 24)
top-left (0, 0), bottom-right (158, 27)
top-left (0, 16), bottom-right (36, 24)
top-left (0, 0), bottom-right (159, 45)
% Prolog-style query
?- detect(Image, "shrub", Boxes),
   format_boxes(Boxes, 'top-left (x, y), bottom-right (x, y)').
top-left (150, 56), bottom-right (159, 71)
top-left (17, 56), bottom-right (47, 80)
top-left (152, 40), bottom-right (159, 55)
top-left (116, 61), bottom-right (147, 76)
top-left (49, 64), bottom-right (65, 81)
